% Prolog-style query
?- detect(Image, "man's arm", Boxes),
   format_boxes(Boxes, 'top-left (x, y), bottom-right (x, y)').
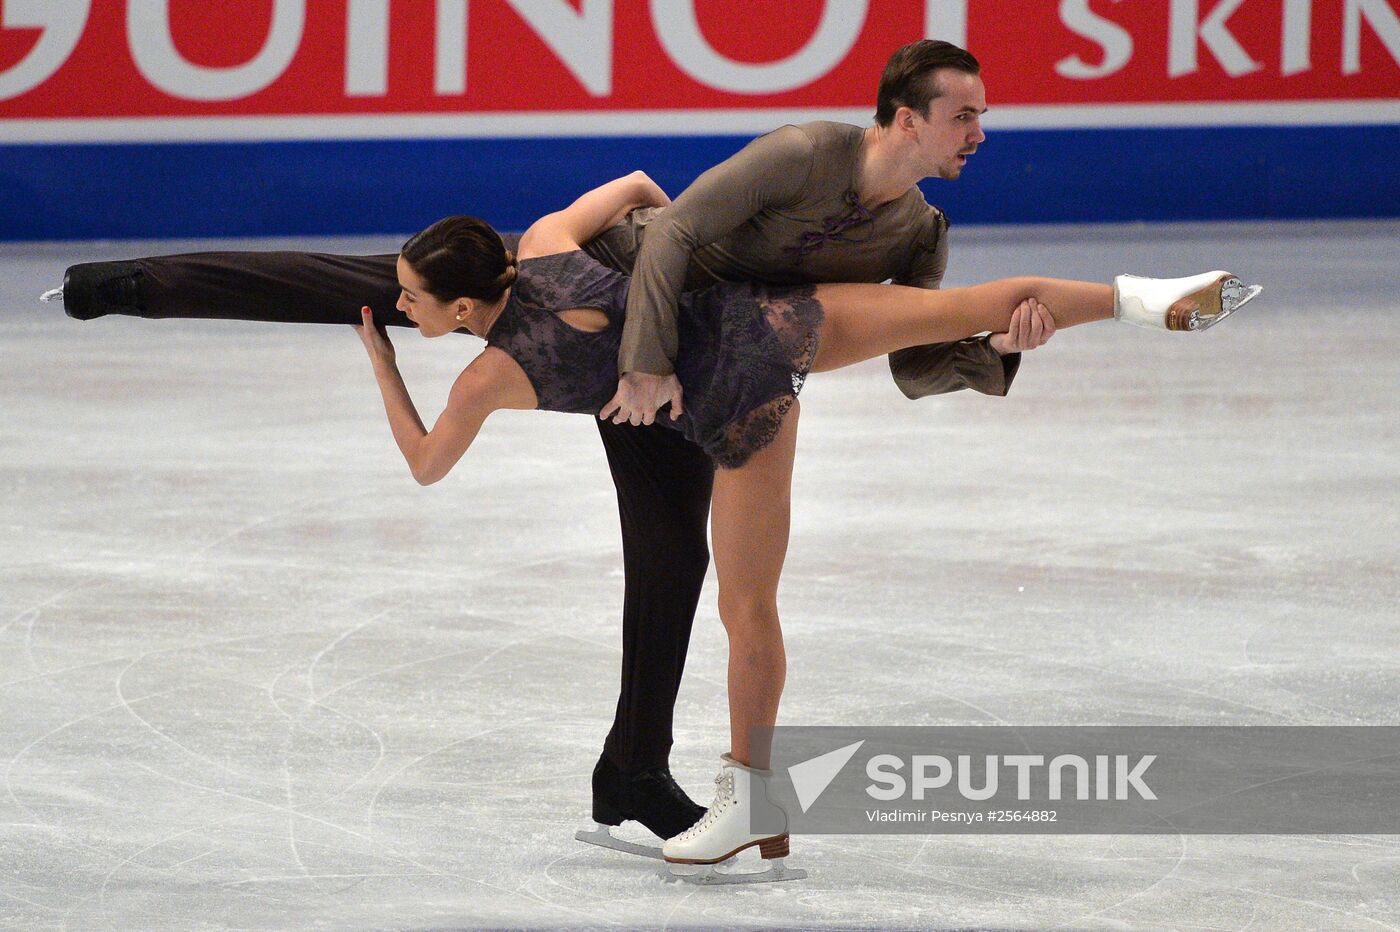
top-left (888, 216), bottom-right (1048, 399)
top-left (620, 125), bottom-right (815, 377)
top-left (598, 125), bottom-right (816, 425)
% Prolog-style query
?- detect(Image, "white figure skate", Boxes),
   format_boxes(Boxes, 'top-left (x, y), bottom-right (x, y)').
top-left (1114, 270), bottom-right (1262, 331)
top-left (660, 755), bottom-right (807, 885)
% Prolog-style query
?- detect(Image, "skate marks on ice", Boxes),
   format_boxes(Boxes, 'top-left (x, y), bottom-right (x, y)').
top-left (3, 223), bottom-right (1400, 928)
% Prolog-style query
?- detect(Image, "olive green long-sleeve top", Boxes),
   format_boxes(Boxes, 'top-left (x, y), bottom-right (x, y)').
top-left (604, 120), bottom-right (1018, 399)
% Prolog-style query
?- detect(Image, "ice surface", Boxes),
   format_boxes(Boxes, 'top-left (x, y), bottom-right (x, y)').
top-left (1, 221), bottom-right (1398, 930)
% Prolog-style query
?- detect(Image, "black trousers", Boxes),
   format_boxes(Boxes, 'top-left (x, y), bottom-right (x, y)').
top-left (131, 249), bottom-right (714, 771)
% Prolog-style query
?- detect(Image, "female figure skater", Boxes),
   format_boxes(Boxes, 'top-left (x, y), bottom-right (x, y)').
top-left (351, 169), bottom-right (1259, 877)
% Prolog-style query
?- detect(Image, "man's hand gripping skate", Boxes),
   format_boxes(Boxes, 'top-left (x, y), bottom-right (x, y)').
top-left (599, 371), bottom-right (685, 426)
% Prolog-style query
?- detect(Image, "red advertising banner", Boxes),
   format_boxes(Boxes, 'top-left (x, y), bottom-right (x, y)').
top-left (2, 1), bottom-right (1397, 132)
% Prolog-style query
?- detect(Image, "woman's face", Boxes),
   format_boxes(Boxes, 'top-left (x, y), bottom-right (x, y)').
top-left (396, 255), bottom-right (466, 338)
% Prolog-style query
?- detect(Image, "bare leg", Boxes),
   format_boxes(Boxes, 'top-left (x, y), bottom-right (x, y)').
top-left (811, 277), bottom-right (1112, 373)
top-left (709, 402), bottom-right (800, 770)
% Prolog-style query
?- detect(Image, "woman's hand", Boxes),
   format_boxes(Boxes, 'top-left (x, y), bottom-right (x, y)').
top-left (354, 306), bottom-right (396, 368)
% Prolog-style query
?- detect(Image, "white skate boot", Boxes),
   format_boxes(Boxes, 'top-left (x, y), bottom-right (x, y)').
top-left (660, 754), bottom-right (807, 885)
top-left (1114, 270), bottom-right (1262, 331)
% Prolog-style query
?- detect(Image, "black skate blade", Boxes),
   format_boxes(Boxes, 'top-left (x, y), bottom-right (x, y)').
top-left (574, 824), bottom-right (663, 860)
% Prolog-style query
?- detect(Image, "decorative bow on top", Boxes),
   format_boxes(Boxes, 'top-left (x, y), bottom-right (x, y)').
top-left (788, 191), bottom-right (875, 261)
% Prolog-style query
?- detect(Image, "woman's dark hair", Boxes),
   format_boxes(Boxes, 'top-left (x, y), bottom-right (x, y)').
top-left (874, 40), bottom-right (981, 127)
top-left (400, 215), bottom-right (518, 303)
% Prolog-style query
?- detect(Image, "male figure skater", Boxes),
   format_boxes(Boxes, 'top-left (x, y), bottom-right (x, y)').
top-left (56, 40), bottom-right (1051, 853)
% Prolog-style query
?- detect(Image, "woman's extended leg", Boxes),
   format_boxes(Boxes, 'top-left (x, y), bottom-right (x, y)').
top-left (709, 402), bottom-right (800, 770)
top-left (811, 277), bottom-right (1111, 372)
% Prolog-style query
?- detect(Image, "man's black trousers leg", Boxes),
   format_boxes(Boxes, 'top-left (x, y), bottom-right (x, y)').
top-left (139, 252), bottom-right (407, 325)
top-left (596, 417), bottom-right (715, 772)
top-left (66, 241), bottom-right (521, 329)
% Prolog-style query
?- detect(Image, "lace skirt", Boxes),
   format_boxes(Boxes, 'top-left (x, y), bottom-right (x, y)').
top-left (672, 282), bottom-right (824, 469)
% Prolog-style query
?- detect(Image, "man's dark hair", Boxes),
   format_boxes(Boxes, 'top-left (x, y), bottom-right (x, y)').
top-left (874, 40), bottom-right (980, 127)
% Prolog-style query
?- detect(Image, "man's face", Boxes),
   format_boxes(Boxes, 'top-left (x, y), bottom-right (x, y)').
top-left (909, 69), bottom-right (987, 180)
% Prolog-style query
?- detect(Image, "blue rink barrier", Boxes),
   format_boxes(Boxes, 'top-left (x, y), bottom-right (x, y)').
top-left (3, 124), bottom-right (1397, 241)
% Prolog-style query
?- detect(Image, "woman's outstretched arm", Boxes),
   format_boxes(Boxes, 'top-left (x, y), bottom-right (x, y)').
top-left (811, 277), bottom-right (1112, 373)
top-left (354, 308), bottom-right (535, 484)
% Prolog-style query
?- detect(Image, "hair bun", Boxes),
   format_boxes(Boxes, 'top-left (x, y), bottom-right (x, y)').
top-left (401, 215), bottom-right (518, 301)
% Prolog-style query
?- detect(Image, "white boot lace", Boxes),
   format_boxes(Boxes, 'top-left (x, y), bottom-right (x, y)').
top-left (678, 770), bottom-right (735, 841)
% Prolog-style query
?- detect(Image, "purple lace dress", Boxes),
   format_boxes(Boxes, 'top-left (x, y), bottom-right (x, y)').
top-left (486, 249), bottom-right (823, 468)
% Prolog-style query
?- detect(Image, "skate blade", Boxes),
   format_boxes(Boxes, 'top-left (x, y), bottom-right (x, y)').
top-left (574, 823), bottom-right (663, 861)
top-left (661, 857), bottom-right (807, 886)
top-left (40, 288), bottom-right (63, 304)
top-left (1191, 280), bottom-right (1262, 331)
